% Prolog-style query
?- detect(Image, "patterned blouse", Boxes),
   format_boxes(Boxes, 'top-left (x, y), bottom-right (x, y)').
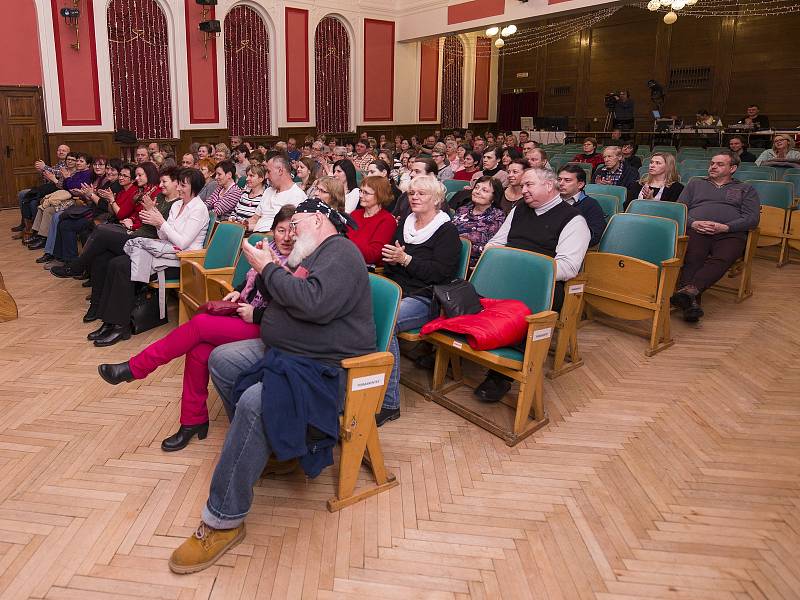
top-left (453, 204), bottom-right (506, 267)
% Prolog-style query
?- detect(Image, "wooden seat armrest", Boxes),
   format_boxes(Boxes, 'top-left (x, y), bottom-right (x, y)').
top-left (660, 257), bottom-right (683, 269)
top-left (177, 249), bottom-right (207, 259)
top-left (341, 352), bottom-right (394, 370)
top-left (525, 310), bottom-right (559, 324)
top-left (198, 266), bottom-right (236, 277)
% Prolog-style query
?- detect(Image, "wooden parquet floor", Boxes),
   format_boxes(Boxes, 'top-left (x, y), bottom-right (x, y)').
top-left (1, 210), bottom-right (799, 600)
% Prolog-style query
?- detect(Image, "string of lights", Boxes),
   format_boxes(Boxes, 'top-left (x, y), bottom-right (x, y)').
top-left (461, 7), bottom-right (620, 57)
top-left (636, 0), bottom-right (800, 17)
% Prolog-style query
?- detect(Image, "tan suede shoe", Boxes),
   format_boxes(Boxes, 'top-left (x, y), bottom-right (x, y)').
top-left (169, 522), bottom-right (246, 574)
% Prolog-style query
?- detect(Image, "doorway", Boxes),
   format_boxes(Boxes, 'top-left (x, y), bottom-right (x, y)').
top-left (0, 86), bottom-right (47, 209)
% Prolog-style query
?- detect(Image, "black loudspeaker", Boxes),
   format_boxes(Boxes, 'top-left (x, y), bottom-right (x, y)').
top-left (195, 0), bottom-right (218, 5)
top-left (199, 20), bottom-right (221, 33)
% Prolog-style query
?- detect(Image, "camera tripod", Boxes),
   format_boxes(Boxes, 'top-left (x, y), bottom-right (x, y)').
top-left (604, 110), bottom-right (615, 132)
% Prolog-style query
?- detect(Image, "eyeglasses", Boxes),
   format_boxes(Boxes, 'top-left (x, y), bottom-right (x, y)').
top-left (118, 173), bottom-right (132, 179)
top-left (360, 189), bottom-right (375, 196)
top-left (288, 214), bottom-right (317, 231)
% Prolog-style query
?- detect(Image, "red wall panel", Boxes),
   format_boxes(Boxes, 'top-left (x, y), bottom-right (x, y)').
top-left (2, 0), bottom-right (42, 86)
top-left (51, 0), bottom-right (101, 125)
top-left (184, 0), bottom-right (219, 123)
top-left (447, 0), bottom-right (505, 26)
top-left (473, 37), bottom-right (491, 121)
top-left (363, 19), bottom-right (394, 122)
top-left (418, 39), bottom-right (439, 122)
top-left (285, 7), bottom-right (309, 122)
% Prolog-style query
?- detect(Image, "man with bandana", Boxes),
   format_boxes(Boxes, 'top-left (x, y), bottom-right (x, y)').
top-left (168, 199), bottom-right (375, 574)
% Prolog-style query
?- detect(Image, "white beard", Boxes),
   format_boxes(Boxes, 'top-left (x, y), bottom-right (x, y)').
top-left (287, 230), bottom-right (318, 268)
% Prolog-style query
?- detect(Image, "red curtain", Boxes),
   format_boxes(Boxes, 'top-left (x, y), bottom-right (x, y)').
top-left (224, 6), bottom-right (271, 136)
top-left (107, 0), bottom-right (173, 139)
top-left (440, 36), bottom-right (464, 130)
top-left (314, 16), bottom-right (350, 134)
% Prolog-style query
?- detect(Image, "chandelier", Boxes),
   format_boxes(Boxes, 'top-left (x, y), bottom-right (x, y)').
top-left (647, 0), bottom-right (698, 23)
top-left (484, 23), bottom-right (517, 48)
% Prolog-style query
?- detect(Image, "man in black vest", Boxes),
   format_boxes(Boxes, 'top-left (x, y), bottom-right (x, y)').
top-left (474, 167), bottom-right (591, 402)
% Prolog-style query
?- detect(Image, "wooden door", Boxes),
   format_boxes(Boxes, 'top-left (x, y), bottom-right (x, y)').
top-left (0, 87), bottom-right (47, 208)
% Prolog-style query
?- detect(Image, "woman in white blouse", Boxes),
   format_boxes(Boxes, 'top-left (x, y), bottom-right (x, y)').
top-left (87, 168), bottom-right (209, 347)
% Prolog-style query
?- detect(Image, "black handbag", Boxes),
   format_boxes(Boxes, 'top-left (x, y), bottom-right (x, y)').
top-left (130, 286), bottom-right (168, 334)
top-left (430, 278), bottom-right (483, 319)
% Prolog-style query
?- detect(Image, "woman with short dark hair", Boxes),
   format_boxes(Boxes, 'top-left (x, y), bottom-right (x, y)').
top-left (453, 176), bottom-right (505, 267)
top-left (86, 168), bottom-right (210, 347)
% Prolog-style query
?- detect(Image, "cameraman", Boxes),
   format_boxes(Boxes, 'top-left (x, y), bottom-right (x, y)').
top-left (613, 90), bottom-right (635, 131)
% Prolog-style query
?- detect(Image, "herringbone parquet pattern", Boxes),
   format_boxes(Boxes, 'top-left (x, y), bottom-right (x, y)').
top-left (1, 210), bottom-right (799, 600)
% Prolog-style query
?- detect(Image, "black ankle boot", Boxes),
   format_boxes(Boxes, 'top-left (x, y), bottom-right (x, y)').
top-left (83, 305), bottom-right (99, 323)
top-left (98, 361), bottom-right (134, 385)
top-left (93, 324), bottom-right (131, 347)
top-left (474, 371), bottom-right (512, 403)
top-left (87, 322), bottom-right (113, 341)
top-left (161, 422), bottom-right (209, 452)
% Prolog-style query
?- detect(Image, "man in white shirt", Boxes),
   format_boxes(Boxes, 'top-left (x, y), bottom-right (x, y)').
top-left (250, 155), bottom-right (306, 232)
top-left (477, 167), bottom-right (591, 402)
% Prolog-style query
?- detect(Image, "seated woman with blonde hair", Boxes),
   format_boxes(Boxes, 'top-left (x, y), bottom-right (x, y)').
top-left (630, 151), bottom-right (684, 206)
top-left (296, 156), bottom-right (323, 198)
top-left (312, 175), bottom-right (346, 213)
top-left (97, 205), bottom-right (297, 451)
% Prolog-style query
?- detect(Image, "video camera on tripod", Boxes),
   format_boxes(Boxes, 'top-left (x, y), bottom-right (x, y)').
top-left (604, 92), bottom-right (621, 112)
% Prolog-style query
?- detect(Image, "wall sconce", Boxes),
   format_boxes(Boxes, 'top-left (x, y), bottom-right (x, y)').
top-left (59, 0), bottom-right (81, 51)
top-left (196, 0), bottom-right (219, 59)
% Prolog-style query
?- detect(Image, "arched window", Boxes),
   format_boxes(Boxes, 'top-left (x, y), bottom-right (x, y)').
top-left (314, 16), bottom-right (350, 134)
top-left (107, 0), bottom-right (173, 139)
top-left (224, 5), bottom-right (271, 136)
top-left (440, 36), bottom-right (464, 131)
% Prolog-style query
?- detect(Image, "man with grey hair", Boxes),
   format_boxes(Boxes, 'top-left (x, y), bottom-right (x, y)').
top-left (476, 167), bottom-right (591, 401)
top-left (168, 198), bottom-right (375, 574)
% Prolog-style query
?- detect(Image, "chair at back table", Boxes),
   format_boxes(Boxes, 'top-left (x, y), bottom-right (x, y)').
top-left (325, 273), bottom-right (401, 511)
top-left (424, 247), bottom-right (559, 446)
top-left (177, 222), bottom-right (246, 323)
top-left (582, 213), bottom-right (681, 356)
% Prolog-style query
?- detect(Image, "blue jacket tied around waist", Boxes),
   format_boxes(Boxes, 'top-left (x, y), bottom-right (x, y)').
top-left (231, 348), bottom-right (342, 478)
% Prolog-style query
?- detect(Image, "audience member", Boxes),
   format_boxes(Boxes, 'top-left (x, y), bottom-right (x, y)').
top-left (166, 198), bottom-right (374, 574)
top-left (502, 159), bottom-right (528, 215)
top-left (214, 144), bottom-right (231, 163)
top-left (196, 158), bottom-right (218, 202)
top-left (232, 145), bottom-right (250, 179)
top-left (502, 147), bottom-right (523, 167)
top-left (527, 147), bottom-right (549, 170)
top-left (286, 137), bottom-right (301, 161)
top-left (445, 140), bottom-right (461, 173)
top-left (295, 156), bottom-right (322, 198)
top-left (631, 152), bottom-right (684, 204)
top-left (333, 159), bottom-right (361, 213)
top-left (755, 134), bottom-right (800, 166)
top-left (381, 175), bottom-right (460, 425)
top-left (453, 176), bottom-right (505, 267)
top-left (351, 141), bottom-right (374, 172)
top-left (672, 151), bottom-right (760, 322)
top-left (366, 159), bottom-right (402, 204)
top-left (613, 91), bottom-right (635, 130)
top-left (348, 175), bottom-right (397, 267)
top-left (453, 150), bottom-right (480, 182)
top-left (477, 167), bottom-right (591, 401)
top-left (205, 160), bottom-right (242, 219)
top-left (391, 158), bottom-right (438, 219)
top-left (739, 104), bottom-right (769, 130)
top-left (432, 143), bottom-right (454, 181)
top-left (728, 136), bottom-right (757, 163)
top-left (13, 144), bottom-right (70, 239)
top-left (572, 138), bottom-right (604, 172)
top-left (134, 146), bottom-right (150, 164)
top-left (592, 146), bottom-right (639, 201)
top-left (97, 205), bottom-right (297, 451)
top-left (20, 152), bottom-right (77, 242)
top-left (181, 154), bottom-right (196, 168)
top-left (87, 168), bottom-right (209, 347)
top-left (197, 144), bottom-right (214, 161)
top-left (312, 176), bottom-right (346, 213)
top-left (231, 164), bottom-right (268, 223)
top-left (621, 141), bottom-right (641, 170)
top-left (472, 136), bottom-right (487, 154)
top-left (557, 164), bottom-right (607, 247)
top-left (471, 147), bottom-right (508, 188)
top-left (250, 155), bottom-right (306, 232)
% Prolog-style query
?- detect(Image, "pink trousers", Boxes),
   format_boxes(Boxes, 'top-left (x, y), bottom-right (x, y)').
top-left (129, 313), bottom-right (260, 425)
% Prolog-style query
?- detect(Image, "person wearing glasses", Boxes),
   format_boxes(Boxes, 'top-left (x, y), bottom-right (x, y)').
top-left (431, 143), bottom-right (454, 181)
top-left (96, 205), bottom-right (297, 452)
top-left (348, 175), bottom-right (398, 267)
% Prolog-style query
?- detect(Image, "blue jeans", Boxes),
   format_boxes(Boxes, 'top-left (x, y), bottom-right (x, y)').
top-left (44, 212), bottom-right (62, 255)
top-left (382, 296), bottom-right (432, 410)
top-left (18, 189), bottom-right (30, 220)
top-left (204, 338), bottom-right (269, 529)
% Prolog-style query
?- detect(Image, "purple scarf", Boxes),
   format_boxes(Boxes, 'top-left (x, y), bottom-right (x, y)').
top-left (240, 240), bottom-right (290, 308)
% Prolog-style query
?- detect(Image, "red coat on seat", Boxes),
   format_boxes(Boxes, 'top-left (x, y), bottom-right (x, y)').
top-left (421, 298), bottom-right (531, 351)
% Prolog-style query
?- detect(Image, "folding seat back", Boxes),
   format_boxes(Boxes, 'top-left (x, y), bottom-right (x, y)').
top-left (585, 183), bottom-right (626, 209)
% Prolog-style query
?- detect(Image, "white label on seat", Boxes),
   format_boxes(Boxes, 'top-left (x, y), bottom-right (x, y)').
top-left (569, 284), bottom-right (585, 294)
top-left (452, 341), bottom-right (463, 349)
top-left (351, 373), bottom-right (385, 391)
top-left (532, 328), bottom-right (553, 341)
